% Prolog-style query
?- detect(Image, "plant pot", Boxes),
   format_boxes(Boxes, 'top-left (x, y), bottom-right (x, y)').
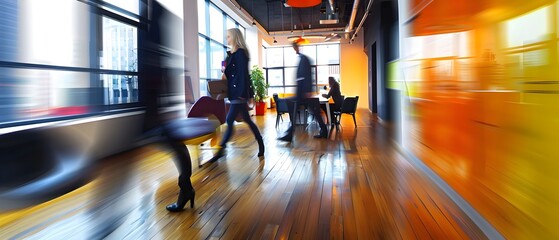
top-left (255, 101), bottom-right (266, 115)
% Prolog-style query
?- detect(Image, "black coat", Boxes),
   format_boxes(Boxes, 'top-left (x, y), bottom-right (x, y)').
top-left (296, 53), bottom-right (313, 100)
top-left (224, 49), bottom-right (251, 102)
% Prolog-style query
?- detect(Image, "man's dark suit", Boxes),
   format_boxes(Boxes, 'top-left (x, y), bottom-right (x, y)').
top-left (281, 53), bottom-right (327, 139)
top-left (295, 54), bottom-right (312, 101)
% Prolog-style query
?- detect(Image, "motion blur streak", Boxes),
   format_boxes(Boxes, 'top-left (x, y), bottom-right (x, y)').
top-left (1, 0), bottom-right (183, 238)
top-left (398, 0), bottom-right (559, 238)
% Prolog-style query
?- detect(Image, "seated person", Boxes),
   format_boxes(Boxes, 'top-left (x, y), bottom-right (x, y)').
top-left (321, 77), bottom-right (344, 123)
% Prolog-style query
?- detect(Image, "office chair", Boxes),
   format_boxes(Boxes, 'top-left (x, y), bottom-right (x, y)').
top-left (273, 94), bottom-right (289, 128)
top-left (333, 96), bottom-right (359, 128)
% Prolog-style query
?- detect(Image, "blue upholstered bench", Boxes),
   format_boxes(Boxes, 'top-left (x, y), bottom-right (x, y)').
top-left (0, 97), bottom-right (225, 212)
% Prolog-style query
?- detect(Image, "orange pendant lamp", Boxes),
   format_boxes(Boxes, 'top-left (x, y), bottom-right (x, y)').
top-left (286, 0), bottom-right (321, 8)
top-left (294, 37), bottom-right (310, 44)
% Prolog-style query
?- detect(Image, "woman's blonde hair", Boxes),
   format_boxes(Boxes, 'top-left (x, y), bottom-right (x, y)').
top-left (227, 28), bottom-right (249, 58)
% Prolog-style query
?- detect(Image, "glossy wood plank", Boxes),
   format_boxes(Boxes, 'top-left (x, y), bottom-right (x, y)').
top-left (0, 109), bottom-right (487, 239)
top-left (317, 154), bottom-right (334, 240)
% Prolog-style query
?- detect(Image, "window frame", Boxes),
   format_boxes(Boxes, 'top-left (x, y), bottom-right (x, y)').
top-left (197, 0), bottom-right (246, 96)
top-left (263, 44), bottom-right (341, 94)
top-left (0, 0), bottom-right (145, 128)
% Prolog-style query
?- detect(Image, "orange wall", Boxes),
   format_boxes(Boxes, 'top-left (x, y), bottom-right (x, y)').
top-left (340, 34), bottom-right (369, 109)
top-left (400, 0), bottom-right (559, 238)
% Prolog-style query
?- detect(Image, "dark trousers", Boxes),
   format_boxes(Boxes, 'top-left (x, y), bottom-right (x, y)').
top-left (220, 103), bottom-right (263, 147)
top-left (285, 97), bottom-right (327, 136)
top-left (163, 129), bottom-right (193, 191)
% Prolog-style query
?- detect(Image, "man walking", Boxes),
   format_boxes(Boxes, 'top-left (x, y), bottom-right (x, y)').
top-left (278, 41), bottom-right (328, 142)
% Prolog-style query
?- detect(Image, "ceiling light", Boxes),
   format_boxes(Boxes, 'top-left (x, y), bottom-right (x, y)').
top-left (287, 36), bottom-right (301, 41)
top-left (304, 35), bottom-right (326, 40)
top-left (320, 19), bottom-right (339, 24)
top-left (286, 35), bottom-right (325, 40)
top-left (291, 37), bottom-right (310, 44)
top-left (286, 0), bottom-right (321, 8)
top-left (320, 13), bottom-right (339, 24)
top-left (287, 35), bottom-right (325, 44)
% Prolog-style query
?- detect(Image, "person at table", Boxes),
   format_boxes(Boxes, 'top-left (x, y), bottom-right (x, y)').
top-left (321, 76), bottom-right (344, 123)
top-left (277, 41), bottom-right (328, 141)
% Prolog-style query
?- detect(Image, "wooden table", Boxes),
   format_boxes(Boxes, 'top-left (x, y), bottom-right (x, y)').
top-left (316, 96), bottom-right (333, 125)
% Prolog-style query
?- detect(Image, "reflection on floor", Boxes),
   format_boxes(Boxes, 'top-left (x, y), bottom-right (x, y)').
top-left (0, 109), bottom-right (486, 239)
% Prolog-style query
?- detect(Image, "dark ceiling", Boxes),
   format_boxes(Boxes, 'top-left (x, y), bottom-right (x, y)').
top-left (236, 0), bottom-right (365, 33)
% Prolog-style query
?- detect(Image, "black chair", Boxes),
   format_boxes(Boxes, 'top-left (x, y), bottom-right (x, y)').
top-left (329, 95), bottom-right (344, 125)
top-left (333, 96), bottom-right (359, 128)
top-left (273, 94), bottom-right (289, 128)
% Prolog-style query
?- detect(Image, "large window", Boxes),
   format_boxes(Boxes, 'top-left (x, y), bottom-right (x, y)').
top-left (209, 4), bottom-right (225, 43)
top-left (101, 17), bottom-right (138, 105)
top-left (210, 41), bottom-right (226, 79)
top-left (198, 36), bottom-right (208, 79)
top-left (505, 6), bottom-right (551, 48)
top-left (198, 0), bottom-right (207, 36)
top-left (500, 4), bottom-right (558, 90)
top-left (264, 44), bottom-right (340, 94)
top-left (198, 0), bottom-right (245, 96)
top-left (266, 48), bottom-right (284, 67)
top-left (0, 0), bottom-right (143, 126)
top-left (316, 45), bottom-right (340, 65)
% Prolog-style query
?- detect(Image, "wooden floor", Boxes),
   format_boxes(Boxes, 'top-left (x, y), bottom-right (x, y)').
top-left (0, 109), bottom-right (487, 239)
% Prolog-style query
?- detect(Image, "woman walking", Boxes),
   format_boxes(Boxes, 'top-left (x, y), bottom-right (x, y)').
top-left (209, 28), bottom-right (264, 162)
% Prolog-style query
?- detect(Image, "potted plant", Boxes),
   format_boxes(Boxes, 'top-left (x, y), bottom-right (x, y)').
top-left (250, 65), bottom-right (269, 115)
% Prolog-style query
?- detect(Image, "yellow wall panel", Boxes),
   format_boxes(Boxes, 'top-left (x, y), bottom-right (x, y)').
top-left (400, 0), bottom-right (559, 238)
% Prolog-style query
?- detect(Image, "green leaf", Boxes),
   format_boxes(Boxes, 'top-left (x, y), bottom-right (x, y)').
top-left (250, 65), bottom-right (269, 102)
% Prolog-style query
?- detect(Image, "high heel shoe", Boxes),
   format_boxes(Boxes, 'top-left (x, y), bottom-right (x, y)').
top-left (257, 137), bottom-right (265, 157)
top-left (277, 134), bottom-right (292, 142)
top-left (208, 147), bottom-right (225, 163)
top-left (166, 189), bottom-right (195, 212)
top-left (313, 129), bottom-right (328, 139)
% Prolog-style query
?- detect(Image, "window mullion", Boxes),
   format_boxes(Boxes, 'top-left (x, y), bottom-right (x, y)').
top-left (205, 0), bottom-right (210, 40)
top-left (206, 37), bottom-right (211, 82)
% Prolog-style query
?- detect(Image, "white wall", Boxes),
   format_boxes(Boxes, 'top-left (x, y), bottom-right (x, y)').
top-left (183, 0), bottom-right (200, 100)
top-left (245, 27), bottom-right (260, 69)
